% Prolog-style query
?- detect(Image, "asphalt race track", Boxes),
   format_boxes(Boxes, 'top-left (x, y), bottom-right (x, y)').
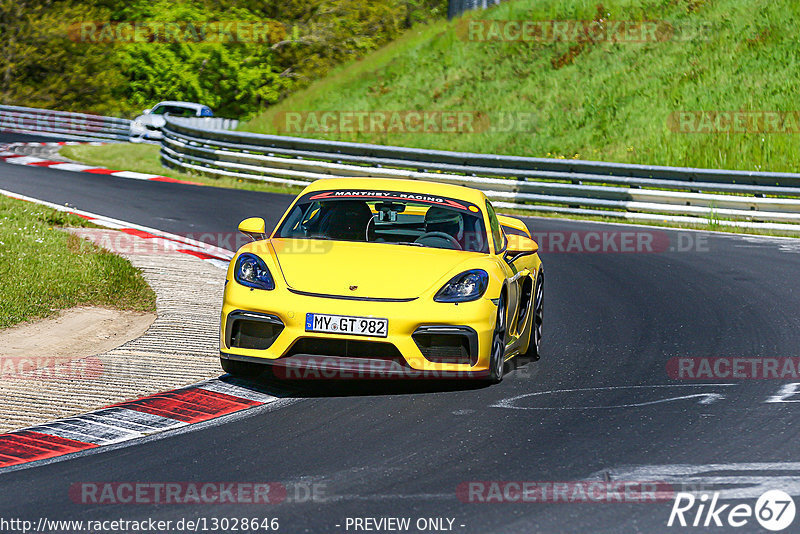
top-left (2, 133), bottom-right (800, 533)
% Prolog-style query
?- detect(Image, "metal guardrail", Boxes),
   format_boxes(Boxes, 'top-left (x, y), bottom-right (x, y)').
top-left (0, 105), bottom-right (238, 144)
top-left (0, 104), bottom-right (131, 142)
top-left (169, 117), bottom-right (239, 130)
top-left (161, 116), bottom-right (800, 233)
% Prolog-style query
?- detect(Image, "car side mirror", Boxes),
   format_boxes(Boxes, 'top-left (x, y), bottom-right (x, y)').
top-left (238, 217), bottom-right (266, 242)
top-left (142, 108), bottom-right (151, 115)
top-left (505, 234), bottom-right (538, 261)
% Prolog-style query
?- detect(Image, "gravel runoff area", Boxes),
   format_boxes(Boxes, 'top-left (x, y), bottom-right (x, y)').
top-left (0, 228), bottom-right (225, 432)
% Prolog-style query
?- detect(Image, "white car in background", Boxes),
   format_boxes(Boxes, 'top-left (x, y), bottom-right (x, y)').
top-left (129, 101), bottom-right (214, 141)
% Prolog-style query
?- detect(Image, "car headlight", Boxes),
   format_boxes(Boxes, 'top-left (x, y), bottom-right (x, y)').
top-left (434, 269), bottom-right (488, 303)
top-left (234, 253), bottom-right (275, 290)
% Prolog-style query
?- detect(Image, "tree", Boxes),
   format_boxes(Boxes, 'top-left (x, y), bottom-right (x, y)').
top-left (0, 0), bottom-right (447, 117)
top-left (0, 0), bottom-right (126, 114)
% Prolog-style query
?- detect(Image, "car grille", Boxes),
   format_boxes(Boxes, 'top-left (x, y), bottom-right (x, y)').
top-left (285, 338), bottom-right (404, 361)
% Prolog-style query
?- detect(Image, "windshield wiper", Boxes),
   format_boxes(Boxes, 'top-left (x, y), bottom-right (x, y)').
top-left (386, 241), bottom-right (426, 247)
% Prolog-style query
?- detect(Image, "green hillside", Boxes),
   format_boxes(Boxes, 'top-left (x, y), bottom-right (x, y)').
top-left (243, 0), bottom-right (800, 172)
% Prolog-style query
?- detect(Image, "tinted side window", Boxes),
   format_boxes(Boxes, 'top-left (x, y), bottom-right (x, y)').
top-left (485, 201), bottom-right (505, 253)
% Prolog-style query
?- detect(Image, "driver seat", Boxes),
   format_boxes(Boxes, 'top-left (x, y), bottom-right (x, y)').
top-left (317, 201), bottom-right (373, 241)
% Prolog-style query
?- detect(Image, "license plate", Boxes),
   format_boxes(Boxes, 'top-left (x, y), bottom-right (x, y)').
top-left (305, 313), bottom-right (388, 338)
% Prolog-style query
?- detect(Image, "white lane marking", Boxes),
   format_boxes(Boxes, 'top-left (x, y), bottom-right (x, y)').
top-left (13, 379), bottom-right (279, 448)
top-left (111, 171), bottom-right (162, 180)
top-left (520, 212), bottom-right (800, 240)
top-left (4, 156), bottom-right (47, 165)
top-left (198, 379), bottom-right (278, 403)
top-left (91, 220), bottom-right (125, 229)
top-left (27, 416), bottom-right (162, 446)
top-left (765, 383), bottom-right (800, 403)
top-left (36, 419), bottom-right (144, 445)
top-left (1, 142), bottom-right (186, 185)
top-left (47, 163), bottom-right (100, 172)
top-left (79, 408), bottom-right (187, 433)
top-left (70, 227), bottom-right (232, 262)
top-left (739, 236), bottom-right (800, 254)
top-left (588, 463), bottom-right (800, 499)
top-left (25, 423), bottom-right (104, 444)
top-left (0, 397), bottom-right (301, 475)
top-left (205, 258), bottom-right (231, 270)
top-left (0, 187), bottom-right (234, 267)
top-left (492, 384), bottom-right (736, 410)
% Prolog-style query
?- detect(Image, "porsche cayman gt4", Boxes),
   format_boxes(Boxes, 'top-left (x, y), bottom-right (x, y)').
top-left (220, 178), bottom-right (543, 382)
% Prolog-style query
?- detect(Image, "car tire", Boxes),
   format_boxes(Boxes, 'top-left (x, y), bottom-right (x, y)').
top-left (522, 271), bottom-right (544, 361)
top-left (220, 357), bottom-right (264, 379)
top-left (488, 292), bottom-right (507, 383)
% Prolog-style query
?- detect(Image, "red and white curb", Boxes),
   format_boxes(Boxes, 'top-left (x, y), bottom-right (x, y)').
top-left (0, 187), bottom-right (234, 269)
top-left (0, 142), bottom-right (203, 186)
top-left (1, 141), bottom-right (101, 148)
top-left (0, 142), bottom-right (232, 269)
top-left (0, 379), bottom-right (278, 469)
top-left (0, 193), bottom-right (249, 467)
top-left (0, 172), bottom-right (270, 471)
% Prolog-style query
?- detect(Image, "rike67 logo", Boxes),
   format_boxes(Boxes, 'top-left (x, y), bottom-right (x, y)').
top-left (668, 490), bottom-right (796, 531)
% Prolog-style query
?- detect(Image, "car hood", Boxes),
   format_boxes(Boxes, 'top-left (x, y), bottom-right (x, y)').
top-left (269, 239), bottom-right (476, 300)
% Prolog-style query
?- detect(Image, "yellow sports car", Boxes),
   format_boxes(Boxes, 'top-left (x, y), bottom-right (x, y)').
top-left (220, 178), bottom-right (543, 382)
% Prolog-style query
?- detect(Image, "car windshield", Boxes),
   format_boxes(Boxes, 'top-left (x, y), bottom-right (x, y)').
top-left (276, 190), bottom-right (489, 253)
top-left (150, 105), bottom-right (198, 117)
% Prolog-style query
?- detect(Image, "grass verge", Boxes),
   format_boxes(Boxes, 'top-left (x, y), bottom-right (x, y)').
top-left (0, 195), bottom-right (156, 329)
top-left (59, 143), bottom-right (304, 195)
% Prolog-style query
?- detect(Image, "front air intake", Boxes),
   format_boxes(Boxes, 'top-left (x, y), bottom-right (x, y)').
top-left (226, 311), bottom-right (284, 350)
top-left (412, 326), bottom-right (478, 366)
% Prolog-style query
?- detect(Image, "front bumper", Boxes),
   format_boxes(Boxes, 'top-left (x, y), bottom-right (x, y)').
top-left (220, 350), bottom-right (491, 379)
top-left (220, 282), bottom-right (497, 376)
